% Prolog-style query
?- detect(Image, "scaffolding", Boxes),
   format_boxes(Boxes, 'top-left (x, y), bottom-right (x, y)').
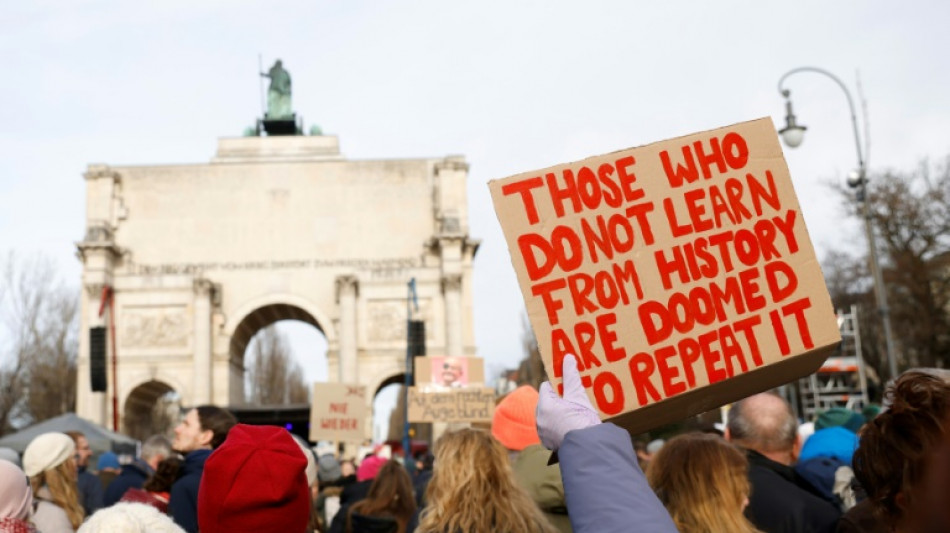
top-left (796, 304), bottom-right (869, 421)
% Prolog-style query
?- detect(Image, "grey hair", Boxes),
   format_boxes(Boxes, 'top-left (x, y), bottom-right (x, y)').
top-left (727, 393), bottom-right (798, 453)
top-left (141, 435), bottom-right (172, 461)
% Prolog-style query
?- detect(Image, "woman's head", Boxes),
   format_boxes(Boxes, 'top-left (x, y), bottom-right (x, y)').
top-left (143, 456), bottom-right (183, 493)
top-left (23, 432), bottom-right (75, 479)
top-left (417, 428), bottom-right (555, 533)
top-left (348, 461), bottom-right (416, 533)
top-left (647, 433), bottom-right (759, 533)
top-left (0, 459), bottom-right (32, 521)
top-left (29, 458), bottom-right (85, 528)
top-left (853, 371), bottom-right (950, 529)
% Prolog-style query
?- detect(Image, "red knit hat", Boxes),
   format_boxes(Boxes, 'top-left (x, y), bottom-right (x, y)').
top-left (491, 385), bottom-right (542, 451)
top-left (198, 424), bottom-right (309, 533)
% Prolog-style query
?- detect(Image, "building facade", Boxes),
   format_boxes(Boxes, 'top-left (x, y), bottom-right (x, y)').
top-left (76, 134), bottom-right (478, 439)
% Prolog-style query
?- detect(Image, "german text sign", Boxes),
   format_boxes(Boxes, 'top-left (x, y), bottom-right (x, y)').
top-left (309, 383), bottom-right (367, 442)
top-left (407, 387), bottom-right (495, 423)
top-left (489, 118), bottom-right (840, 433)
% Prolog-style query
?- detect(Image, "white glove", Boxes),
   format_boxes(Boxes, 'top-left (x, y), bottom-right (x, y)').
top-left (536, 354), bottom-right (602, 451)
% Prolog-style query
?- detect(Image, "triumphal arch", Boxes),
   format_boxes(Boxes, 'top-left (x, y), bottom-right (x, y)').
top-left (75, 132), bottom-right (478, 438)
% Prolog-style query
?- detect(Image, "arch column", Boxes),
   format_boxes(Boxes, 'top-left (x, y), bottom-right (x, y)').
top-left (193, 279), bottom-right (213, 405)
top-left (336, 275), bottom-right (359, 384)
top-left (442, 274), bottom-right (463, 357)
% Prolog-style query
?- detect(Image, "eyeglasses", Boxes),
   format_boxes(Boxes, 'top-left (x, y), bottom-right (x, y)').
top-left (443, 363), bottom-right (462, 371)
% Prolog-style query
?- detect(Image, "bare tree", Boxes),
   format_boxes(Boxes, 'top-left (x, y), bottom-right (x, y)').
top-left (516, 313), bottom-right (546, 390)
top-left (0, 252), bottom-right (78, 434)
top-left (831, 155), bottom-right (950, 373)
top-left (246, 325), bottom-right (309, 405)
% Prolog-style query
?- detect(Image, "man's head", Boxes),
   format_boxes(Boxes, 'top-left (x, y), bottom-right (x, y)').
top-left (172, 406), bottom-right (236, 454)
top-left (65, 431), bottom-right (92, 469)
top-left (491, 385), bottom-right (541, 452)
top-left (726, 393), bottom-right (800, 465)
top-left (440, 357), bottom-right (464, 387)
top-left (140, 435), bottom-right (173, 471)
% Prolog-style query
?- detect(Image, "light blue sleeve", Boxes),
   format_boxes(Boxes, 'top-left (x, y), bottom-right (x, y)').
top-left (559, 423), bottom-right (678, 533)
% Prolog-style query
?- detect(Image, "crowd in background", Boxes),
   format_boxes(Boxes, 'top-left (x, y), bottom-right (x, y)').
top-left (0, 357), bottom-right (947, 533)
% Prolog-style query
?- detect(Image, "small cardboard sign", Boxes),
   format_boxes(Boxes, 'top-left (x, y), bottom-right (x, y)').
top-left (414, 356), bottom-right (486, 387)
top-left (309, 383), bottom-right (367, 442)
top-left (489, 118), bottom-right (840, 434)
top-left (407, 387), bottom-right (495, 423)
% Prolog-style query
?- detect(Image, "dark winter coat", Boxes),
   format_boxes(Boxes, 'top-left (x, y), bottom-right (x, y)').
top-left (169, 449), bottom-right (211, 533)
top-left (103, 458), bottom-right (152, 506)
top-left (744, 449), bottom-right (842, 533)
top-left (76, 467), bottom-right (104, 516)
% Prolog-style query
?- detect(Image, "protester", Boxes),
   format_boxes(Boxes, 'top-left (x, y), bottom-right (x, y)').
top-left (23, 432), bottom-right (84, 532)
top-left (104, 435), bottom-right (172, 506)
top-left (65, 431), bottom-right (104, 517)
top-left (411, 453), bottom-right (433, 508)
top-left (415, 427), bottom-right (558, 533)
top-left (344, 460), bottom-right (417, 533)
top-left (119, 456), bottom-right (182, 513)
top-left (318, 453), bottom-right (342, 485)
top-left (341, 459), bottom-right (357, 477)
top-left (197, 424), bottom-right (309, 533)
top-left (536, 355), bottom-right (677, 533)
top-left (316, 454), bottom-right (351, 531)
top-left (0, 459), bottom-right (35, 533)
top-left (168, 405), bottom-right (236, 533)
top-left (290, 435), bottom-right (322, 533)
top-left (846, 371), bottom-right (950, 532)
top-left (328, 454), bottom-right (388, 533)
top-left (726, 393), bottom-right (840, 533)
top-left (94, 452), bottom-right (121, 492)
top-left (647, 433), bottom-right (761, 533)
top-left (78, 502), bottom-right (184, 533)
top-left (491, 385), bottom-right (572, 533)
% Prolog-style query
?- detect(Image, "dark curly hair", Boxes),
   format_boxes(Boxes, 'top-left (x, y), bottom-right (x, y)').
top-left (143, 455), bottom-right (183, 493)
top-left (852, 371), bottom-right (950, 526)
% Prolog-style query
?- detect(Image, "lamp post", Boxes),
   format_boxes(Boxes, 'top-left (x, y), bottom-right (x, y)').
top-left (777, 66), bottom-right (899, 380)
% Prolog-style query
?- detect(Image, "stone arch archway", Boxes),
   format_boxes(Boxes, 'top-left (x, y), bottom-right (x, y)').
top-left (76, 141), bottom-right (477, 428)
top-left (230, 302), bottom-right (330, 405)
top-left (123, 379), bottom-right (179, 441)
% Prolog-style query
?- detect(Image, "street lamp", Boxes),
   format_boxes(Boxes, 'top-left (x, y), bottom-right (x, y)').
top-left (777, 66), bottom-right (900, 380)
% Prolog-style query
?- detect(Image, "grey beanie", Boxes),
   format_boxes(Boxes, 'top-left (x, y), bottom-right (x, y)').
top-left (317, 453), bottom-right (341, 483)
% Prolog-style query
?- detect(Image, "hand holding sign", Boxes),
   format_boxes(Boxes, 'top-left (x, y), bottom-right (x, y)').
top-left (537, 354), bottom-right (602, 451)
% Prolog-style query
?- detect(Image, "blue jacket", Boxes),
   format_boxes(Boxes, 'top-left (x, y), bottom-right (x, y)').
top-left (558, 423), bottom-right (677, 533)
top-left (169, 449), bottom-right (211, 533)
top-left (104, 459), bottom-right (153, 506)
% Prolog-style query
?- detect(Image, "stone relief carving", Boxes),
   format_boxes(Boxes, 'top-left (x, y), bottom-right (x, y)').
top-left (120, 308), bottom-right (190, 348)
top-left (441, 274), bottom-right (463, 293)
top-left (83, 224), bottom-right (113, 243)
top-left (367, 300), bottom-right (431, 343)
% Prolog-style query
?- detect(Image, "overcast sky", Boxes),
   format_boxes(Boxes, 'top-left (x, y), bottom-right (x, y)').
top-left (3, 1), bottom-right (949, 437)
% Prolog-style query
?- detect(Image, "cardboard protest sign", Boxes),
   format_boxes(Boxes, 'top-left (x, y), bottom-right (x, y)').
top-left (489, 118), bottom-right (840, 435)
top-left (414, 356), bottom-right (486, 387)
top-left (309, 383), bottom-right (367, 442)
top-left (407, 387), bottom-right (495, 423)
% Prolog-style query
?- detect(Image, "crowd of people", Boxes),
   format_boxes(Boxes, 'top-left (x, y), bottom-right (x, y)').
top-left (0, 355), bottom-right (947, 532)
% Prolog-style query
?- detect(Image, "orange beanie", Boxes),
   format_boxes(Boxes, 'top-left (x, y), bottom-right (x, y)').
top-left (491, 385), bottom-right (541, 451)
